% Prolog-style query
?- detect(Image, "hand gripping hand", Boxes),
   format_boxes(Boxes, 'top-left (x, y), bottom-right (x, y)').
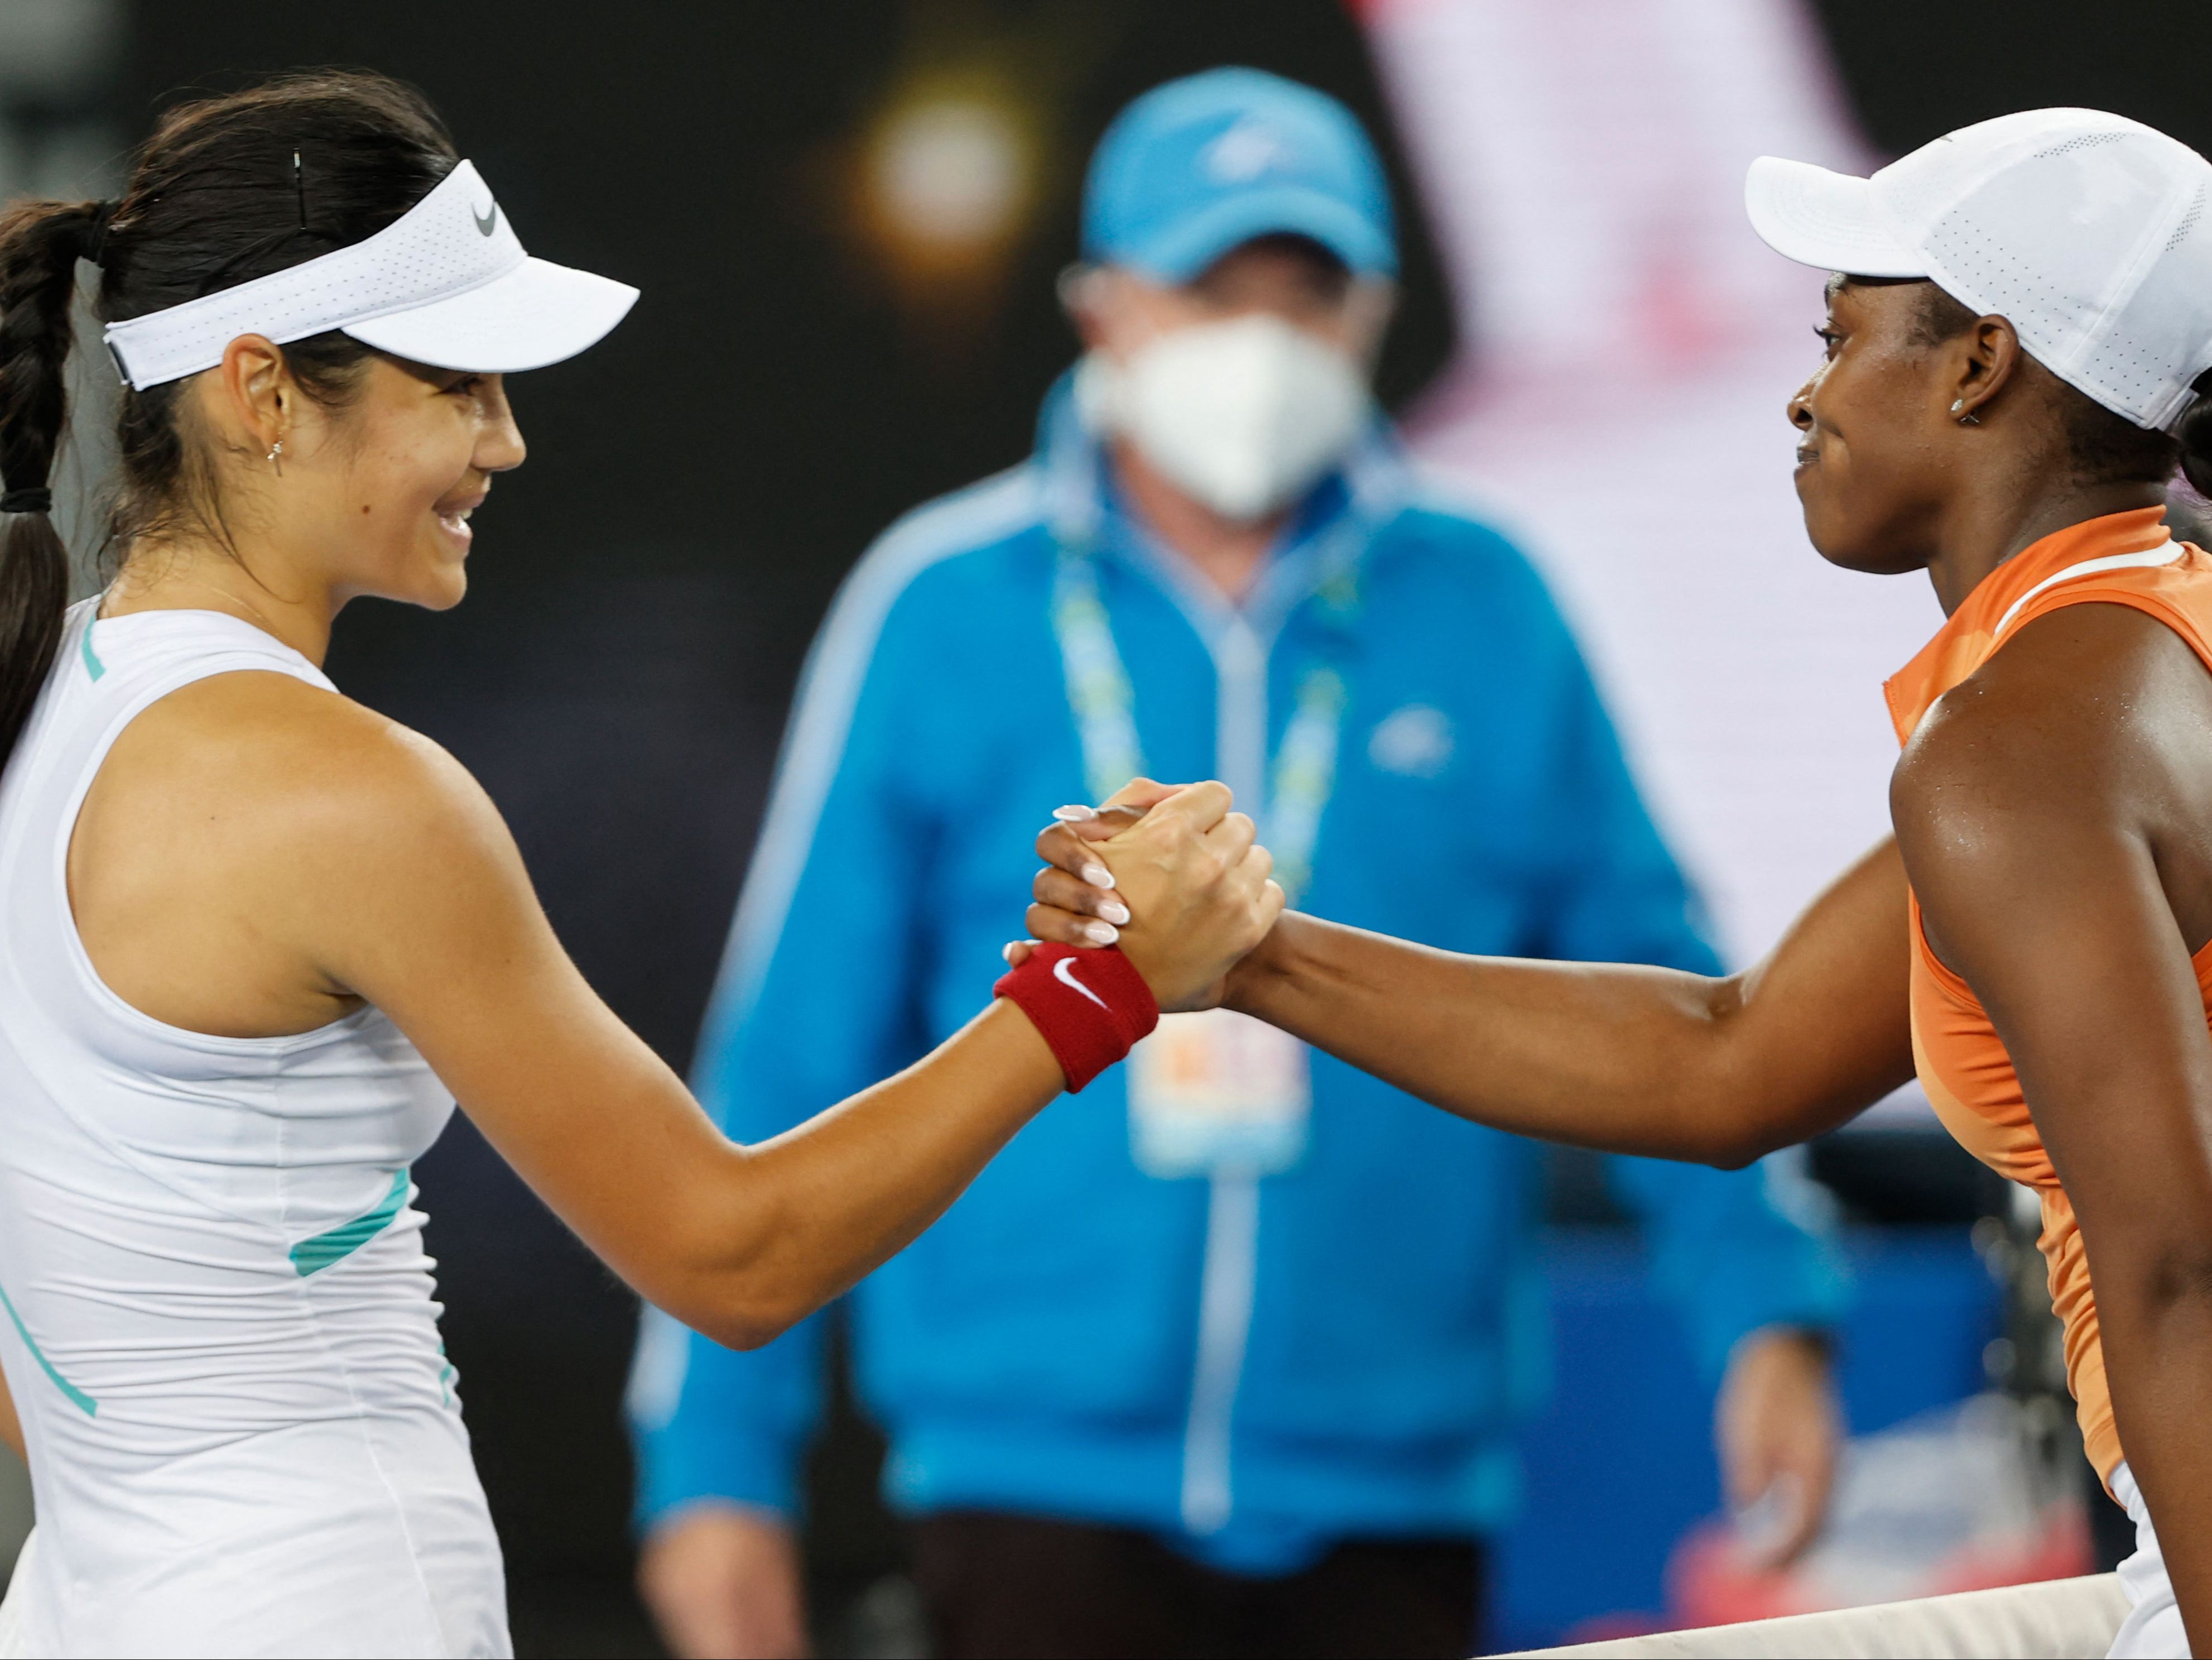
top-left (1009, 779), bottom-right (1286, 1013)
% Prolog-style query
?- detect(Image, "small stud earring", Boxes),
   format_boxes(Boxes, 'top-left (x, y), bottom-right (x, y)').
top-left (266, 439), bottom-right (283, 471)
top-left (1951, 400), bottom-right (1980, 426)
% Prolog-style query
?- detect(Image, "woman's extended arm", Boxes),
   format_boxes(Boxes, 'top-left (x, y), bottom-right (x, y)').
top-left (1030, 804), bottom-right (1915, 1167)
top-left (125, 682), bottom-right (1278, 1354)
top-left (371, 769), bottom-right (1271, 1350)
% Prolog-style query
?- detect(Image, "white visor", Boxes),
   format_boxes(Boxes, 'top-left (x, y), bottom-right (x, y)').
top-left (103, 160), bottom-right (638, 390)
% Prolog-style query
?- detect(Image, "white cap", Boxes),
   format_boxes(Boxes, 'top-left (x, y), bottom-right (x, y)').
top-left (1745, 109), bottom-right (2212, 433)
top-left (103, 160), bottom-right (637, 391)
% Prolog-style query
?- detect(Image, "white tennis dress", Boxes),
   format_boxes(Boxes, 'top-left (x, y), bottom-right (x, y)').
top-left (0, 602), bottom-right (508, 1657)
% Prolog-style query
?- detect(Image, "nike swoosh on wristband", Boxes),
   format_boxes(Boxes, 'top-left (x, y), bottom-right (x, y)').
top-left (1054, 954), bottom-right (1111, 1011)
top-left (473, 201), bottom-right (498, 236)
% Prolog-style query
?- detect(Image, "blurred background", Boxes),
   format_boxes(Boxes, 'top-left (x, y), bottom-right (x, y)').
top-left (0, 0), bottom-right (2207, 1653)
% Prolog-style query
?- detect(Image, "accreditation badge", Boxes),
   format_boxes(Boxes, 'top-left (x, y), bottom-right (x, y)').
top-left (1126, 1009), bottom-right (1311, 1179)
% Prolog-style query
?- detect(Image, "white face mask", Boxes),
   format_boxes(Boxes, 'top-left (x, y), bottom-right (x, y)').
top-left (1077, 314), bottom-right (1371, 522)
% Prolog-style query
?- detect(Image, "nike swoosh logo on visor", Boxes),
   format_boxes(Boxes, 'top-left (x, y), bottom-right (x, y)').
top-left (473, 201), bottom-right (499, 236)
top-left (1054, 955), bottom-right (1110, 1010)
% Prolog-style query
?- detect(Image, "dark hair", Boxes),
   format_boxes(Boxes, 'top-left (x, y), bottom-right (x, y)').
top-left (2180, 388), bottom-right (2212, 502)
top-left (0, 69), bottom-right (457, 767)
top-left (2171, 479), bottom-right (2212, 548)
top-left (1905, 280), bottom-right (2212, 496)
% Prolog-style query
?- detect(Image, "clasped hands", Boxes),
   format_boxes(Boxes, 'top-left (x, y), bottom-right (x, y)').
top-left (1009, 781), bottom-right (1841, 1568)
top-left (1006, 778), bottom-right (1283, 1011)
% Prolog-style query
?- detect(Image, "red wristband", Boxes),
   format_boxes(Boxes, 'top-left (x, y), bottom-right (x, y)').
top-left (993, 943), bottom-right (1160, 1092)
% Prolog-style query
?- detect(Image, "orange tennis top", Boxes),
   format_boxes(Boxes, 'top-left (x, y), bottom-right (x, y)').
top-left (1884, 506), bottom-right (2212, 1483)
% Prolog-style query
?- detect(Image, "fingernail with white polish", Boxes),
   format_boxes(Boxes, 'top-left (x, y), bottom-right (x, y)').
top-left (1098, 901), bottom-right (1131, 925)
top-left (1083, 865), bottom-right (1115, 889)
top-left (1002, 942), bottom-right (1020, 962)
top-left (1054, 805), bottom-right (1099, 822)
top-left (1083, 922), bottom-right (1119, 946)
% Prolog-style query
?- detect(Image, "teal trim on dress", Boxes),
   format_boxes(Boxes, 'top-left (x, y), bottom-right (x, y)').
top-left (291, 1168), bottom-right (409, 1276)
top-left (79, 622), bottom-right (103, 681)
top-left (0, 1279), bottom-right (96, 1416)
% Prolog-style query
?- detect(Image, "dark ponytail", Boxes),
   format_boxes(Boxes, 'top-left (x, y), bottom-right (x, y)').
top-left (0, 70), bottom-right (456, 773)
top-left (0, 196), bottom-right (104, 767)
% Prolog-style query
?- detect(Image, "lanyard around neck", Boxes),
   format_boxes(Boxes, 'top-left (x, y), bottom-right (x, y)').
top-left (1049, 543), bottom-right (1349, 905)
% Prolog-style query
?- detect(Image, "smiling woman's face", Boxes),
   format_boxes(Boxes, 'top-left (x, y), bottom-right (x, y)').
top-left (269, 353), bottom-right (526, 611)
top-left (1788, 277), bottom-right (1965, 575)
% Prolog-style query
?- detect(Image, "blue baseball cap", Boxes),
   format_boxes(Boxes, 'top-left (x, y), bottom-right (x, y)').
top-left (1082, 68), bottom-right (1397, 283)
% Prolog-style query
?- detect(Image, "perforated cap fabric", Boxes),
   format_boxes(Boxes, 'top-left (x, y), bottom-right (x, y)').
top-left (1745, 109), bottom-right (2212, 433)
top-left (103, 160), bottom-right (638, 390)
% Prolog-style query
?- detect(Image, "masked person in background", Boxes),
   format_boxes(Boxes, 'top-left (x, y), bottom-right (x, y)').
top-left (627, 70), bottom-right (1848, 1660)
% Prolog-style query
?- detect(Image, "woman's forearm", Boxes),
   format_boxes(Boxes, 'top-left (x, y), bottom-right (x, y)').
top-left (482, 783), bottom-right (1281, 1352)
top-left (1225, 913), bottom-right (1769, 1163)
top-left (1224, 838), bottom-right (1916, 1165)
top-left (2104, 1289), bottom-right (2212, 1655)
top-left (662, 1000), bottom-right (1064, 1348)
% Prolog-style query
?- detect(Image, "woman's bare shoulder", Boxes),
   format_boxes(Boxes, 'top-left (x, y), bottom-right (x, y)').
top-left (95, 668), bottom-right (496, 845)
top-left (69, 669), bottom-right (527, 1034)
top-left (1902, 604), bottom-right (2207, 797)
top-left (78, 667), bottom-right (524, 959)
top-left (1892, 601), bottom-right (2212, 904)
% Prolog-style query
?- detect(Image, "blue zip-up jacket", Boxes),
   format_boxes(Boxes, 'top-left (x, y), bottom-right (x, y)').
top-left (628, 386), bottom-right (1846, 1573)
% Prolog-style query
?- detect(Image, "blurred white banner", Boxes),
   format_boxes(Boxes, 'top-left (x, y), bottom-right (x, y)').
top-left (1364, 0), bottom-right (1936, 995)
